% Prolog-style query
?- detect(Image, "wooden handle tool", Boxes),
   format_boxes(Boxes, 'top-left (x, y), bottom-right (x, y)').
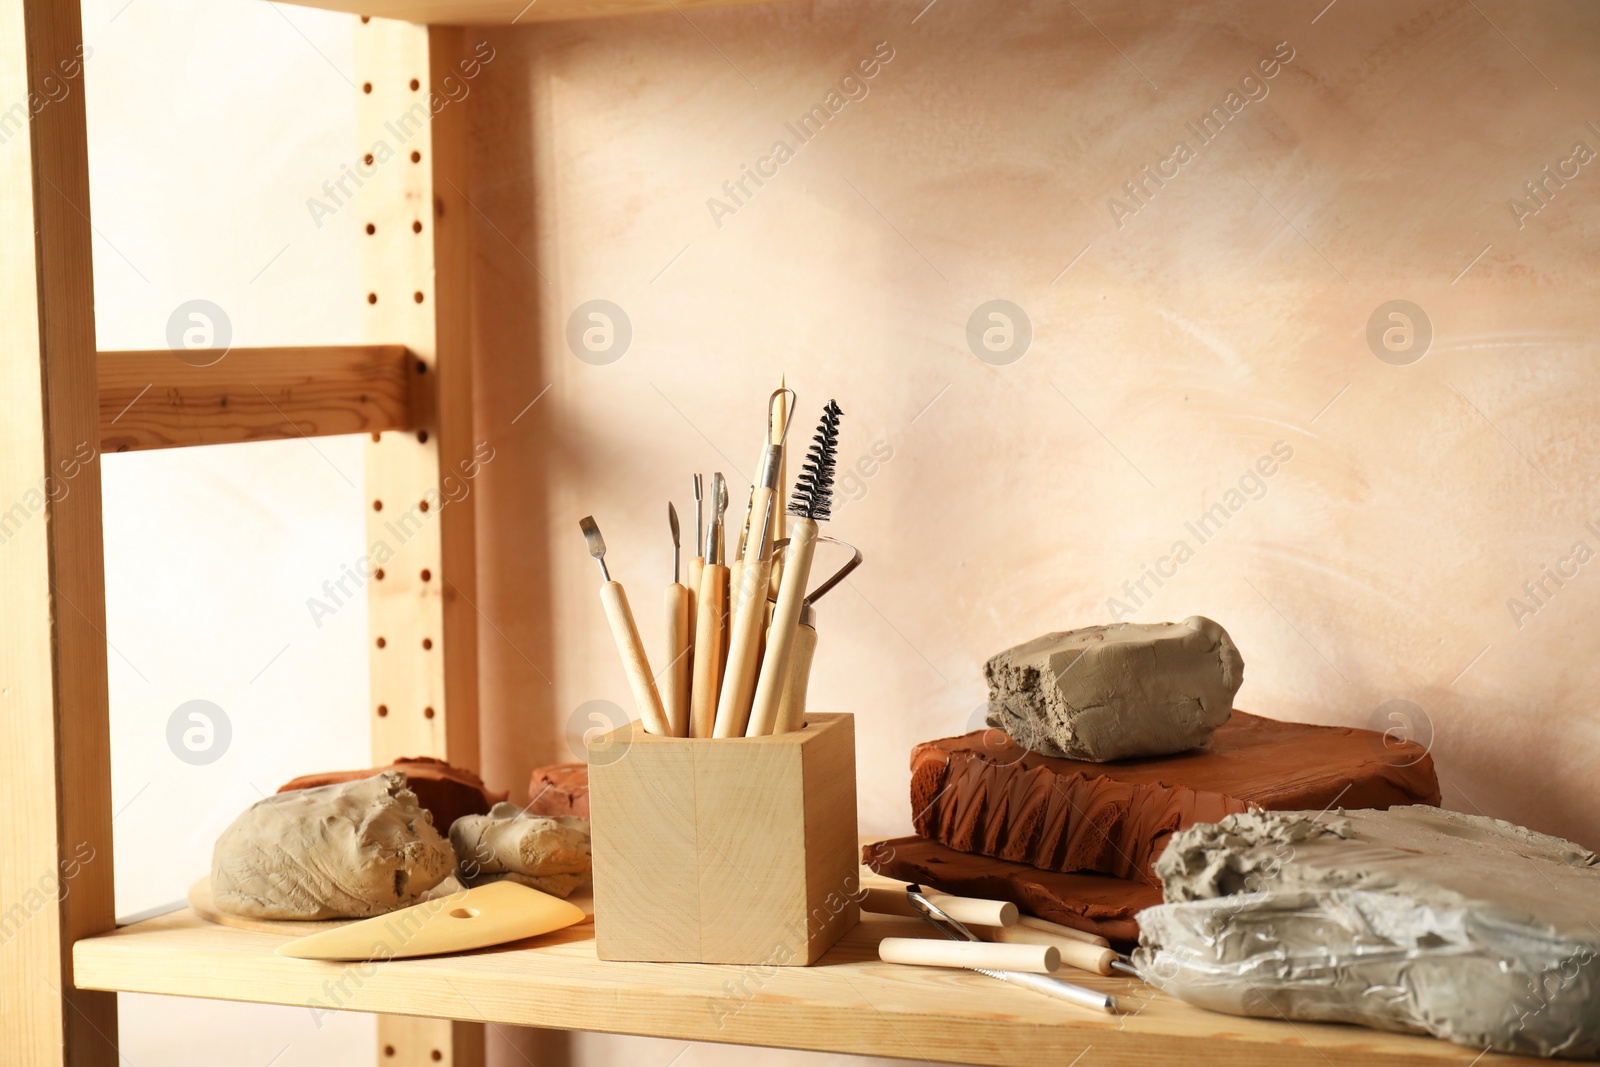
top-left (977, 925), bottom-right (1117, 975)
top-left (1016, 914), bottom-right (1111, 947)
top-left (689, 473), bottom-right (728, 738)
top-left (861, 885), bottom-right (1017, 928)
top-left (713, 494), bottom-right (774, 738)
top-left (878, 937), bottom-right (1058, 974)
top-left (687, 474), bottom-right (704, 681)
top-left (747, 517), bottom-right (817, 735)
top-left (773, 609), bottom-right (816, 732)
top-left (690, 563), bottom-right (727, 737)
top-left (663, 503), bottom-right (690, 736)
top-left (580, 516), bottom-right (670, 736)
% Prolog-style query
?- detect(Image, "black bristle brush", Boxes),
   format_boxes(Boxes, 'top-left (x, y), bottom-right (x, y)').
top-left (747, 400), bottom-right (843, 735)
top-left (789, 400), bottom-right (842, 522)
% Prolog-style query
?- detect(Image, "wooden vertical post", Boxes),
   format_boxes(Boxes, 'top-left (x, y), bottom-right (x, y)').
top-left (0, 0), bottom-right (119, 1064)
top-left (356, 18), bottom-right (486, 1067)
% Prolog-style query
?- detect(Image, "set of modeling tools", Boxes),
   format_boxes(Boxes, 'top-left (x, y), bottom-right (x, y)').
top-left (867, 883), bottom-right (1128, 1013)
top-left (580, 389), bottom-right (860, 738)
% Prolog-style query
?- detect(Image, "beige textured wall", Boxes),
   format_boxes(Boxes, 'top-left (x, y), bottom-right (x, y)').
top-left (468, 0), bottom-right (1600, 858)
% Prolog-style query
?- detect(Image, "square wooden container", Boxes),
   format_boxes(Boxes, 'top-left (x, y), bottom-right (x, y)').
top-left (587, 712), bottom-right (860, 965)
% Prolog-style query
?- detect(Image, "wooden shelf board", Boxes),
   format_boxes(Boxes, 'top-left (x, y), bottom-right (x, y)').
top-left (98, 345), bottom-right (413, 452)
top-left (73, 907), bottom-right (1537, 1066)
top-left (275, 0), bottom-right (783, 26)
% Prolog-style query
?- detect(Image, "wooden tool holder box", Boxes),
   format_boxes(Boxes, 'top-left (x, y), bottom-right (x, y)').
top-left (588, 713), bottom-right (860, 965)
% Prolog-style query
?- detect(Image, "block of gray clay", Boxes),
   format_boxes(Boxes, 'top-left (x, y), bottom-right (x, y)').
top-left (211, 771), bottom-right (455, 920)
top-left (449, 802), bottom-right (591, 898)
top-left (1133, 806), bottom-right (1600, 1059)
top-left (984, 615), bottom-right (1243, 761)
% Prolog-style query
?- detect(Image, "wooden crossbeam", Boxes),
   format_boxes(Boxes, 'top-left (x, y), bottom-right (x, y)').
top-left (97, 344), bottom-right (413, 452)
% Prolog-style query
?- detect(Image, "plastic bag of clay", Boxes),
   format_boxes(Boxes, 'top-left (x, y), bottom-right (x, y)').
top-left (1132, 889), bottom-right (1600, 1059)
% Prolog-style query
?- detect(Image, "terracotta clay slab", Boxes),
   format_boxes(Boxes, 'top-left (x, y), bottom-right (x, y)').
top-left (912, 710), bottom-right (1440, 885)
top-left (526, 763), bottom-right (589, 819)
top-left (278, 757), bottom-right (507, 834)
top-left (863, 836), bottom-right (1158, 943)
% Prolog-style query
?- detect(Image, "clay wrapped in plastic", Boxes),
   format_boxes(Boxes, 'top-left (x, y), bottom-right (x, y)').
top-left (1131, 807), bottom-right (1600, 1059)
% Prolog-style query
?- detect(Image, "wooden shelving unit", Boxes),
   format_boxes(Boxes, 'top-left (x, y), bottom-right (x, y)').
top-left (0, 0), bottom-right (1561, 1064)
top-left (74, 905), bottom-right (1538, 1067)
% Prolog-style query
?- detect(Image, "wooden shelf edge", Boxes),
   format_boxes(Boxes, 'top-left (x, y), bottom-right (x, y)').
top-left (71, 908), bottom-right (1532, 1067)
top-left (98, 345), bottom-right (414, 452)
top-left (271, 0), bottom-right (789, 27)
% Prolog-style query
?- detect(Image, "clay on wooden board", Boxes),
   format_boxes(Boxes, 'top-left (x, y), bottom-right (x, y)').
top-left (911, 710), bottom-right (1440, 885)
top-left (526, 763), bottom-right (589, 818)
top-left (863, 836), bottom-right (1158, 942)
top-left (212, 771), bottom-right (455, 920)
top-left (985, 615), bottom-right (1242, 761)
top-left (1134, 806), bottom-right (1600, 1059)
top-left (450, 802), bottom-right (591, 898)
top-left (278, 756), bottom-right (506, 835)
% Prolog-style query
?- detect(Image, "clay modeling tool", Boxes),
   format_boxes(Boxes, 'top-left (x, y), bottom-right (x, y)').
top-left (580, 516), bottom-right (671, 736)
top-left (976, 922), bottom-right (1118, 975)
top-left (861, 884), bottom-right (1016, 927)
top-left (1016, 913), bottom-right (1112, 948)
top-left (276, 880), bottom-right (586, 961)
top-left (774, 537), bottom-right (864, 729)
top-left (687, 474), bottom-right (704, 678)
top-left (713, 491), bottom-right (775, 738)
top-left (770, 381), bottom-right (790, 591)
top-left (663, 503), bottom-right (692, 737)
top-left (878, 936), bottom-right (1058, 974)
top-left (906, 884), bottom-right (1116, 1013)
top-left (690, 474), bottom-right (728, 738)
top-left (730, 388), bottom-right (795, 622)
top-left (748, 400), bottom-right (841, 736)
top-left (726, 483), bottom-right (751, 624)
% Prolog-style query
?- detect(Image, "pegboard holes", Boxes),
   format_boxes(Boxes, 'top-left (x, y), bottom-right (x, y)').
top-left (421, 638), bottom-right (433, 650)
top-left (375, 636), bottom-right (386, 649)
top-left (424, 706), bottom-right (436, 720)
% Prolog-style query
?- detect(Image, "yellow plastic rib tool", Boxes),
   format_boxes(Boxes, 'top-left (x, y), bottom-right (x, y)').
top-left (276, 880), bottom-right (586, 961)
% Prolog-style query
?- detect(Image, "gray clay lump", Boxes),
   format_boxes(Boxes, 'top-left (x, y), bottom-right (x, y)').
top-left (1135, 806), bottom-right (1600, 1059)
top-left (984, 615), bottom-right (1243, 761)
top-left (449, 802), bottom-right (591, 898)
top-left (211, 771), bottom-right (455, 920)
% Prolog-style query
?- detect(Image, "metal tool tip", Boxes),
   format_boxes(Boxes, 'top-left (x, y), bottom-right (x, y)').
top-left (693, 473), bottom-right (703, 498)
top-left (668, 502), bottom-right (679, 542)
top-left (578, 515), bottom-right (605, 556)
